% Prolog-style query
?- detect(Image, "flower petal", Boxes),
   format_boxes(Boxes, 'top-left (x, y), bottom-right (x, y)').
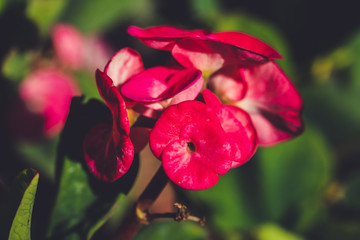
top-left (83, 123), bottom-right (134, 182)
top-left (96, 69), bottom-right (130, 134)
top-left (168, 76), bottom-right (204, 106)
top-left (83, 70), bottom-right (134, 182)
top-left (172, 37), bottom-right (273, 73)
top-left (127, 25), bottom-right (207, 51)
top-left (225, 105), bottom-right (257, 167)
top-left (208, 65), bottom-right (247, 102)
top-left (172, 38), bottom-right (226, 73)
top-left (203, 90), bottom-right (257, 167)
top-left (211, 31), bottom-right (282, 60)
top-left (121, 67), bottom-right (202, 109)
top-left (162, 139), bottom-right (220, 190)
top-left (150, 101), bottom-right (233, 190)
top-left (237, 61), bottom-right (304, 145)
top-left (104, 47), bottom-right (144, 87)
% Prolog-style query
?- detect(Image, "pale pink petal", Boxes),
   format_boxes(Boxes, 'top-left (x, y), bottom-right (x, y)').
top-left (169, 76), bottom-right (204, 106)
top-left (172, 38), bottom-right (226, 73)
top-left (208, 66), bottom-right (247, 102)
top-left (104, 47), bottom-right (144, 87)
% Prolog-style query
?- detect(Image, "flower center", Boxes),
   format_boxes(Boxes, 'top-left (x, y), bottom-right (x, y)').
top-left (201, 70), bottom-right (212, 90)
top-left (186, 142), bottom-right (196, 152)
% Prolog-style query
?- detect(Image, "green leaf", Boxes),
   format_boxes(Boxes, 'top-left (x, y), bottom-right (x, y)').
top-left (46, 97), bottom-right (138, 239)
top-left (342, 172), bottom-right (360, 209)
top-left (303, 81), bottom-right (360, 146)
top-left (1, 49), bottom-right (31, 83)
top-left (134, 221), bottom-right (207, 240)
top-left (188, 161), bottom-right (262, 231)
top-left (257, 125), bottom-right (334, 230)
top-left (74, 71), bottom-right (102, 103)
top-left (0, 169), bottom-right (39, 240)
top-left (85, 195), bottom-right (125, 239)
top-left (190, 0), bottom-right (221, 23)
top-left (60, 0), bottom-right (153, 33)
top-left (255, 223), bottom-right (304, 240)
top-left (188, 127), bottom-right (333, 234)
top-left (17, 138), bottom-right (58, 181)
top-left (47, 156), bottom-right (128, 239)
top-left (0, 0), bottom-right (7, 15)
top-left (46, 157), bottom-right (97, 238)
top-left (26, 0), bottom-right (68, 36)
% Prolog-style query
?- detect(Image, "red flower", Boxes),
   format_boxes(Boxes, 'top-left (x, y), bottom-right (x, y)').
top-left (83, 70), bottom-right (134, 182)
top-left (149, 100), bottom-right (233, 190)
top-left (128, 25), bottom-right (281, 73)
top-left (209, 61), bottom-right (304, 145)
top-left (128, 25), bottom-right (303, 146)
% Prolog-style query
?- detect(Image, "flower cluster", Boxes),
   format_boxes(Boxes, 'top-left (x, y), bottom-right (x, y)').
top-left (84, 25), bottom-right (304, 190)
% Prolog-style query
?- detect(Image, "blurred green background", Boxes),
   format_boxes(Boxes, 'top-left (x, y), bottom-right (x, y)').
top-left (1, 0), bottom-right (360, 239)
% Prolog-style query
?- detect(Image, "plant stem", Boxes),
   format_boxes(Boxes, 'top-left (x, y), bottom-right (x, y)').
top-left (113, 166), bottom-right (169, 240)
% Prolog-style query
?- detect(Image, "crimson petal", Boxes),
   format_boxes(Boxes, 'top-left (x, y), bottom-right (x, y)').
top-left (149, 101), bottom-right (233, 190)
top-left (203, 90), bottom-right (257, 167)
top-left (211, 31), bottom-right (282, 60)
top-left (83, 70), bottom-right (134, 182)
top-left (238, 61), bottom-right (304, 145)
top-left (127, 25), bottom-right (207, 51)
top-left (121, 67), bottom-right (202, 109)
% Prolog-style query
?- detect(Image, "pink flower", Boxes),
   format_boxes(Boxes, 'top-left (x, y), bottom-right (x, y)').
top-left (127, 25), bottom-right (281, 73)
top-left (104, 47), bottom-right (204, 112)
top-left (52, 23), bottom-right (111, 71)
top-left (209, 61), bottom-right (304, 145)
top-left (83, 70), bottom-right (134, 182)
top-left (128, 25), bottom-right (303, 146)
top-left (149, 100), bottom-right (233, 190)
top-left (11, 68), bottom-right (80, 139)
